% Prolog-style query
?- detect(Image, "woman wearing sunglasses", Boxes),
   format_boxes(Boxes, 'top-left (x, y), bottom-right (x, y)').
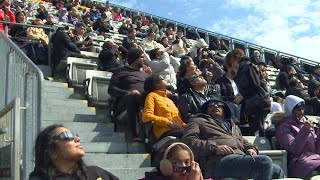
top-left (29, 125), bottom-right (119, 180)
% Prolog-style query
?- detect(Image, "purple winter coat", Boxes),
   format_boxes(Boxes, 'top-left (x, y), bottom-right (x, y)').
top-left (275, 114), bottom-right (320, 178)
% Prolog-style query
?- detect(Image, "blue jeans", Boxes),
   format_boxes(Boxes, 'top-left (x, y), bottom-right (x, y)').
top-left (204, 154), bottom-right (285, 180)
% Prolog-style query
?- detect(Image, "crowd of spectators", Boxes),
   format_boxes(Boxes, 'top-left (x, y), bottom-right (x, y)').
top-left (2, 0), bottom-right (320, 179)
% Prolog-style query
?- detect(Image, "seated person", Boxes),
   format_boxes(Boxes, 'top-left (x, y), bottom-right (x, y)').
top-left (0, 0), bottom-right (15, 32)
top-left (272, 95), bottom-right (320, 179)
top-left (10, 11), bottom-right (27, 37)
top-left (199, 58), bottom-right (224, 82)
top-left (26, 18), bottom-right (49, 45)
top-left (51, 26), bottom-right (87, 71)
top-left (140, 142), bottom-right (210, 180)
top-left (285, 78), bottom-right (320, 115)
top-left (141, 31), bottom-right (163, 52)
top-left (250, 50), bottom-right (262, 65)
top-left (183, 98), bottom-right (285, 180)
top-left (122, 28), bottom-right (138, 51)
top-left (72, 22), bottom-right (97, 52)
top-left (146, 48), bottom-right (179, 89)
top-left (108, 48), bottom-right (150, 142)
top-left (176, 56), bottom-right (206, 95)
top-left (93, 15), bottom-right (114, 35)
top-left (98, 41), bottom-right (121, 71)
top-left (35, 4), bottom-right (48, 20)
top-left (82, 13), bottom-right (94, 33)
top-left (118, 18), bottom-right (133, 35)
top-left (310, 65), bottom-right (320, 82)
top-left (276, 65), bottom-right (297, 90)
top-left (58, 8), bottom-right (68, 22)
top-left (178, 73), bottom-right (220, 122)
top-left (29, 125), bottom-right (119, 180)
top-left (142, 75), bottom-right (186, 141)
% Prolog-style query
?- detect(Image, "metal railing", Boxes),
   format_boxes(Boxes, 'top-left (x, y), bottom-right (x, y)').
top-left (0, 98), bottom-right (21, 180)
top-left (0, 20), bottom-right (56, 72)
top-left (109, 2), bottom-right (320, 67)
top-left (0, 29), bottom-right (43, 179)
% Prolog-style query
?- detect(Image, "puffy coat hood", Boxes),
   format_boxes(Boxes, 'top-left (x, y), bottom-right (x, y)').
top-left (200, 98), bottom-right (232, 119)
top-left (284, 95), bottom-right (304, 117)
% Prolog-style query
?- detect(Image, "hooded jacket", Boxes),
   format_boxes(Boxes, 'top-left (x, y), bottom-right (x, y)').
top-left (182, 98), bottom-right (258, 170)
top-left (272, 95), bottom-right (320, 178)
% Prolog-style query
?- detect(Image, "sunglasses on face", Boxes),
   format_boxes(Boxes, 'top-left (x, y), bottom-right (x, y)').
top-left (52, 131), bottom-right (79, 141)
top-left (210, 101), bottom-right (225, 107)
top-left (172, 166), bottom-right (191, 173)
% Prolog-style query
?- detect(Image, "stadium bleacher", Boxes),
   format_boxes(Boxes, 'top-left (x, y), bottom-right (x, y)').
top-left (0, 0), bottom-right (319, 179)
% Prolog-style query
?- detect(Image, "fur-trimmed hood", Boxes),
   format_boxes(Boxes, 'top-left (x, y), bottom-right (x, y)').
top-left (271, 95), bottom-right (304, 126)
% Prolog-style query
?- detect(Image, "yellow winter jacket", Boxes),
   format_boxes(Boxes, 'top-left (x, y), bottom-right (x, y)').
top-left (142, 90), bottom-right (186, 140)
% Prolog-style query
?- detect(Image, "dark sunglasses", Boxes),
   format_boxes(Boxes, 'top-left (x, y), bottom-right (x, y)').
top-left (172, 166), bottom-right (191, 173)
top-left (52, 131), bottom-right (79, 141)
top-left (210, 101), bottom-right (225, 107)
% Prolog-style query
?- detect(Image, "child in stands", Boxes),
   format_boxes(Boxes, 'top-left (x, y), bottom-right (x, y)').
top-left (140, 142), bottom-right (212, 180)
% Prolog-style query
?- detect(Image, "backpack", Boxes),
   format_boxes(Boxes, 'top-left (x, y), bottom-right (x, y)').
top-left (237, 61), bottom-right (271, 114)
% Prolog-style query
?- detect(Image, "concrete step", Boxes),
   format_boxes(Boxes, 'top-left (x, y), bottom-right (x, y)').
top-left (78, 132), bottom-right (125, 142)
top-left (84, 153), bottom-right (151, 168)
top-left (82, 142), bottom-right (145, 154)
top-left (42, 111), bottom-right (108, 122)
top-left (42, 106), bottom-right (96, 114)
top-left (105, 167), bottom-right (155, 180)
top-left (41, 121), bottom-right (113, 133)
top-left (43, 86), bottom-right (74, 93)
top-left (42, 91), bottom-right (83, 100)
top-left (43, 80), bottom-right (68, 88)
top-left (43, 99), bottom-right (89, 107)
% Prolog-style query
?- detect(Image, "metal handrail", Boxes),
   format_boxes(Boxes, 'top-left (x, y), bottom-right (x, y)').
top-left (108, 2), bottom-right (320, 66)
top-left (0, 20), bottom-right (58, 74)
top-left (0, 98), bottom-right (21, 180)
top-left (0, 28), bottom-right (43, 179)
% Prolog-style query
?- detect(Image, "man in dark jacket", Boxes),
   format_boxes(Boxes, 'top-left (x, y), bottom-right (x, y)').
top-left (182, 98), bottom-right (285, 180)
top-left (52, 27), bottom-right (87, 71)
top-left (178, 73), bottom-right (220, 123)
top-left (108, 48), bottom-right (150, 142)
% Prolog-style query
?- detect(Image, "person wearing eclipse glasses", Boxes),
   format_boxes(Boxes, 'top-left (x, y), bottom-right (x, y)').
top-left (28, 125), bottom-right (119, 180)
top-left (182, 98), bottom-right (285, 180)
top-left (139, 142), bottom-right (211, 180)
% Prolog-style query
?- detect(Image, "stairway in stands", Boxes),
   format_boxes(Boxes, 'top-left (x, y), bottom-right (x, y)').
top-left (42, 79), bottom-right (154, 179)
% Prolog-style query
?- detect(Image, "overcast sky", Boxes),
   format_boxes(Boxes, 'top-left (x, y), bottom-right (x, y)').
top-left (109, 0), bottom-right (320, 63)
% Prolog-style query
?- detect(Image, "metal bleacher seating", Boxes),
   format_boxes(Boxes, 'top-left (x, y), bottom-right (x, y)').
top-left (84, 70), bottom-right (113, 106)
top-left (244, 136), bottom-right (288, 176)
top-left (66, 57), bottom-right (97, 87)
top-left (80, 51), bottom-right (100, 59)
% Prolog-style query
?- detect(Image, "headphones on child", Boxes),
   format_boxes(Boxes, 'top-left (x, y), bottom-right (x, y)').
top-left (159, 142), bottom-right (194, 176)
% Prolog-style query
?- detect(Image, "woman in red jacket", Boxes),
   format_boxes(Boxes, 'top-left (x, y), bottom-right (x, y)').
top-left (0, 0), bottom-right (16, 32)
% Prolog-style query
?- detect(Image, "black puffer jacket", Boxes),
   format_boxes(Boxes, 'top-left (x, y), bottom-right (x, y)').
top-left (177, 85), bottom-right (220, 123)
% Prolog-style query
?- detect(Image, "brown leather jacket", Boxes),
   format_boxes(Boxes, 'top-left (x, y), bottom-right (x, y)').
top-left (182, 112), bottom-right (258, 169)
